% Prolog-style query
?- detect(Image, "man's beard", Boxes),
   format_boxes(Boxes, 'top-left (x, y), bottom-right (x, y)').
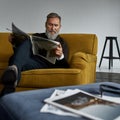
top-left (45, 30), bottom-right (59, 40)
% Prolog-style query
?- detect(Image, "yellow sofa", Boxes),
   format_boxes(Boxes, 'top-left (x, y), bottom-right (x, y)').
top-left (0, 33), bottom-right (98, 92)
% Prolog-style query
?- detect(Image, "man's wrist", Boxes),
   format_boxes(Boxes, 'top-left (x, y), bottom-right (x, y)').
top-left (57, 54), bottom-right (64, 60)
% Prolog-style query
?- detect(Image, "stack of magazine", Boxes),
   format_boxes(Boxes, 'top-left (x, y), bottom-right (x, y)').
top-left (8, 22), bottom-right (60, 64)
top-left (41, 89), bottom-right (120, 120)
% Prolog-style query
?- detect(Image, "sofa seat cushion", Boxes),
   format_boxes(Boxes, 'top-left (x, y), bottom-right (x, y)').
top-left (18, 68), bottom-right (82, 88)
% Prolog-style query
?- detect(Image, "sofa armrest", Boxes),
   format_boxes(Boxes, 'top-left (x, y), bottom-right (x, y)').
top-left (70, 52), bottom-right (97, 69)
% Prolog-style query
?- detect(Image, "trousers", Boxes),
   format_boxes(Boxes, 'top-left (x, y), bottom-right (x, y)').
top-left (9, 39), bottom-right (52, 82)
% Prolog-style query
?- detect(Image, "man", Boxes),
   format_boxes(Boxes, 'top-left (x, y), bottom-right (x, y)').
top-left (0, 12), bottom-right (69, 96)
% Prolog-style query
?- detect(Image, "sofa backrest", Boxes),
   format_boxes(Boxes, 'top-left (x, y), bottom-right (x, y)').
top-left (0, 33), bottom-right (13, 63)
top-left (0, 33), bottom-right (98, 63)
top-left (60, 34), bottom-right (98, 62)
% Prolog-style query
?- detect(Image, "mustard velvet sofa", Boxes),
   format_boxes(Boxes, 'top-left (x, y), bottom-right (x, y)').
top-left (0, 33), bottom-right (98, 92)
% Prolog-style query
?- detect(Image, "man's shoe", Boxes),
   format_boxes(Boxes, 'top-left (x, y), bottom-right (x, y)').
top-left (1, 65), bottom-right (18, 86)
top-left (0, 65), bottom-right (18, 96)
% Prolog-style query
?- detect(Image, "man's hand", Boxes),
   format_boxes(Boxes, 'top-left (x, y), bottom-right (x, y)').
top-left (55, 44), bottom-right (63, 58)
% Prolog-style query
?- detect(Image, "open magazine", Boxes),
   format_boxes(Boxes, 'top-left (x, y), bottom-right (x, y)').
top-left (8, 22), bottom-right (60, 64)
top-left (44, 89), bottom-right (120, 120)
top-left (40, 89), bottom-right (80, 117)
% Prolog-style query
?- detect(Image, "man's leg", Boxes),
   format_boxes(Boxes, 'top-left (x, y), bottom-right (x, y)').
top-left (0, 39), bottom-right (51, 96)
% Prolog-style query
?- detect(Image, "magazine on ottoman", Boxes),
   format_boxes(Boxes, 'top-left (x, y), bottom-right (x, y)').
top-left (44, 89), bottom-right (120, 120)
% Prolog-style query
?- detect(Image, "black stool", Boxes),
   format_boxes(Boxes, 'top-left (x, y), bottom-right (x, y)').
top-left (99, 36), bottom-right (120, 69)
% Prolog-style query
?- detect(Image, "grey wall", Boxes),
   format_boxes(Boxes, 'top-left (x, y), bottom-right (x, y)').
top-left (0, 0), bottom-right (120, 68)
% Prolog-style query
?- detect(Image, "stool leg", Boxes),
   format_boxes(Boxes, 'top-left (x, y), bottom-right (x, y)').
top-left (109, 39), bottom-right (113, 69)
top-left (115, 39), bottom-right (120, 58)
top-left (99, 39), bottom-right (107, 67)
top-left (99, 37), bottom-right (120, 69)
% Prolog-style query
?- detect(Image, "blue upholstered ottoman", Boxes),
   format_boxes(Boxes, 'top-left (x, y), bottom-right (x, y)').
top-left (0, 82), bottom-right (120, 120)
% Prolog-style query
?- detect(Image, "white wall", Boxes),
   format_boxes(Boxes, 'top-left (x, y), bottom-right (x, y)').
top-left (0, 0), bottom-right (120, 68)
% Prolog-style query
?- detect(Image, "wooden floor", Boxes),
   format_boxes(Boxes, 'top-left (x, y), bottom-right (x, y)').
top-left (96, 72), bottom-right (120, 83)
top-left (96, 67), bottom-right (120, 84)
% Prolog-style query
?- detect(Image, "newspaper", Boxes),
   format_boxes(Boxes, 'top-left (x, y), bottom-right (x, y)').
top-left (11, 22), bottom-right (30, 46)
top-left (30, 36), bottom-right (59, 64)
top-left (9, 23), bottom-right (60, 64)
top-left (44, 89), bottom-right (120, 120)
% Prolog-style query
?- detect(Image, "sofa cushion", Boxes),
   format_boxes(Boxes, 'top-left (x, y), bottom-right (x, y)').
top-left (18, 68), bottom-right (82, 88)
top-left (0, 33), bottom-right (13, 62)
top-left (60, 34), bottom-right (98, 62)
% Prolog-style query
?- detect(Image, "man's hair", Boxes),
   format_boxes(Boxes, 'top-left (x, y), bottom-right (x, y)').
top-left (47, 12), bottom-right (61, 22)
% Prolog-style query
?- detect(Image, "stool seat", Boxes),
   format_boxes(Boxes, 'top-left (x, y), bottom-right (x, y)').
top-left (99, 36), bottom-right (120, 69)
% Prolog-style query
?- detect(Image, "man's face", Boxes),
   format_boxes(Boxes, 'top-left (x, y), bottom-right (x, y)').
top-left (45, 17), bottom-right (61, 39)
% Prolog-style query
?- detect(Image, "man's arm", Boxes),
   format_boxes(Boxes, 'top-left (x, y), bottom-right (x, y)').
top-left (55, 36), bottom-right (69, 68)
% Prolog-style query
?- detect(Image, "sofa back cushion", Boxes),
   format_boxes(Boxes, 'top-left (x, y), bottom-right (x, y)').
top-left (60, 34), bottom-right (98, 62)
top-left (0, 33), bottom-right (98, 64)
top-left (0, 33), bottom-right (13, 63)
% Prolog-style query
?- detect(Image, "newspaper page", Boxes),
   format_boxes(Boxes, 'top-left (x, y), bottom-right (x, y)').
top-left (31, 36), bottom-right (59, 64)
top-left (44, 89), bottom-right (120, 120)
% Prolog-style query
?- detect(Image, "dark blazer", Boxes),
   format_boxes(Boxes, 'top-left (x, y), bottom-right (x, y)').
top-left (33, 33), bottom-right (69, 68)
